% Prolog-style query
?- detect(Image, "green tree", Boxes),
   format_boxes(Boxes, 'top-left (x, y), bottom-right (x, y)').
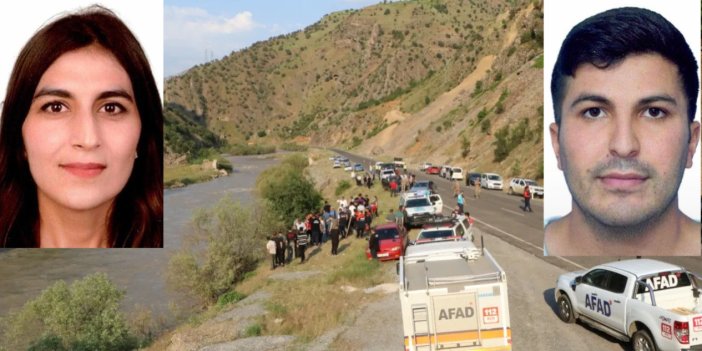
top-left (493, 126), bottom-right (510, 162)
top-left (256, 154), bottom-right (323, 224)
top-left (0, 273), bottom-right (136, 351)
top-left (168, 197), bottom-right (277, 306)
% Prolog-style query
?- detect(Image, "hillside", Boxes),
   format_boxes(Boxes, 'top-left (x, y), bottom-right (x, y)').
top-left (165, 0), bottom-right (544, 180)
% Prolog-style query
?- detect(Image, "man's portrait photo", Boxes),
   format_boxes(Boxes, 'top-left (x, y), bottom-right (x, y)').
top-left (543, 0), bottom-right (701, 256)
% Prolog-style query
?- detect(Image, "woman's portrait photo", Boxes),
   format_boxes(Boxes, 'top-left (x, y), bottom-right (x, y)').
top-left (0, 3), bottom-right (164, 248)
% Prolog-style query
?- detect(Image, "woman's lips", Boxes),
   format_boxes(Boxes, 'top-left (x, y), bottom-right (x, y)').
top-left (60, 162), bottom-right (106, 178)
top-left (598, 172), bottom-right (648, 190)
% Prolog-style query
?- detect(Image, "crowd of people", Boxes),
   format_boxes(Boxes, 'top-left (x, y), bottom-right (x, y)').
top-left (266, 193), bottom-right (381, 269)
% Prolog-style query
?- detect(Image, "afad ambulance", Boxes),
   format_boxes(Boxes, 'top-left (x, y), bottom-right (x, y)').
top-left (398, 240), bottom-right (511, 351)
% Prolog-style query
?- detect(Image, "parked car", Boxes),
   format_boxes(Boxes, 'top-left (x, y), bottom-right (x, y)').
top-left (466, 172), bottom-right (482, 186)
top-left (353, 163), bottom-right (364, 172)
top-left (333, 161), bottom-right (341, 168)
top-left (420, 162), bottom-right (432, 172)
top-left (508, 178), bottom-right (544, 198)
top-left (428, 193), bottom-right (443, 215)
top-left (380, 168), bottom-right (396, 181)
top-left (413, 215), bottom-right (473, 244)
top-left (408, 180), bottom-right (435, 196)
top-left (481, 173), bottom-right (503, 190)
top-left (450, 167), bottom-right (464, 181)
top-left (426, 166), bottom-right (441, 175)
top-left (399, 193), bottom-right (436, 228)
top-left (440, 165), bottom-right (454, 178)
top-left (365, 222), bottom-right (408, 261)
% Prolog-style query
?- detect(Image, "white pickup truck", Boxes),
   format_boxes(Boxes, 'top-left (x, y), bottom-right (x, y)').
top-left (555, 259), bottom-right (702, 351)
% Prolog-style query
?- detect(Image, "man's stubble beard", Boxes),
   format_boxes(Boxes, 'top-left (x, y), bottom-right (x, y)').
top-left (561, 146), bottom-right (686, 243)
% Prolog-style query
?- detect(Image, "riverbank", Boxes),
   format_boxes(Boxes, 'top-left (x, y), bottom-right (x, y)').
top-left (148, 149), bottom-right (403, 350)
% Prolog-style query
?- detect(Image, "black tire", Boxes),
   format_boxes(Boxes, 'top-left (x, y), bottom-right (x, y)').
top-left (557, 295), bottom-right (575, 323)
top-left (632, 329), bottom-right (658, 351)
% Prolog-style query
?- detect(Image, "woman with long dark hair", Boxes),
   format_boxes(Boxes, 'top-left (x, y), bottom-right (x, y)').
top-left (0, 6), bottom-right (163, 247)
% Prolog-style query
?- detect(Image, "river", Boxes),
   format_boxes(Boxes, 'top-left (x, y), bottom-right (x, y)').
top-left (0, 154), bottom-right (280, 320)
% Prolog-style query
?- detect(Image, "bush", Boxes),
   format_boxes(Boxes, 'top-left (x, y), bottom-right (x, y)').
top-left (216, 158), bottom-right (233, 172)
top-left (217, 291), bottom-right (247, 307)
top-left (167, 197), bottom-right (277, 306)
top-left (480, 118), bottom-right (491, 134)
top-left (256, 155), bottom-right (323, 224)
top-left (0, 273), bottom-right (136, 351)
top-left (335, 180), bottom-right (352, 196)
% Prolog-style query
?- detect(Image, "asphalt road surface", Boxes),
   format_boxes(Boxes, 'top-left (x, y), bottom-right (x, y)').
top-left (331, 149), bottom-right (701, 273)
top-left (330, 148), bottom-right (701, 350)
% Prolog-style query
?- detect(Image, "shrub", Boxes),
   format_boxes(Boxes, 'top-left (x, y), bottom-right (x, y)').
top-left (216, 158), bottom-right (233, 172)
top-left (167, 197), bottom-right (277, 306)
top-left (0, 273), bottom-right (136, 351)
top-left (217, 291), bottom-right (247, 307)
top-left (480, 118), bottom-right (491, 134)
top-left (335, 180), bottom-right (352, 196)
top-left (256, 155), bottom-right (323, 224)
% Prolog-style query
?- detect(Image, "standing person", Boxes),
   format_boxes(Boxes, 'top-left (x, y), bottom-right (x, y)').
top-left (286, 229), bottom-right (296, 263)
top-left (395, 206), bottom-right (405, 228)
top-left (389, 178), bottom-right (398, 197)
top-left (330, 217), bottom-right (340, 255)
top-left (275, 232), bottom-right (286, 267)
top-left (457, 191), bottom-right (465, 214)
top-left (296, 229), bottom-right (309, 263)
top-left (355, 208), bottom-right (366, 238)
top-left (266, 236), bottom-right (277, 270)
top-left (523, 185), bottom-right (532, 213)
top-left (474, 179), bottom-right (481, 199)
top-left (338, 207), bottom-right (349, 239)
top-left (368, 230), bottom-right (379, 259)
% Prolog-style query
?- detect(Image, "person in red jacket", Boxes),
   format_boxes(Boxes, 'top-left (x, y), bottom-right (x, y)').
top-left (523, 185), bottom-right (532, 213)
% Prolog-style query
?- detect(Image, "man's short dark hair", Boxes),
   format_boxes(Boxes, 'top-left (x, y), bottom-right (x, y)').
top-left (551, 7), bottom-right (699, 125)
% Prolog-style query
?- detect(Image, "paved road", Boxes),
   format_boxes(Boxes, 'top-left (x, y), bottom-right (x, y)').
top-left (330, 149), bottom-right (702, 275)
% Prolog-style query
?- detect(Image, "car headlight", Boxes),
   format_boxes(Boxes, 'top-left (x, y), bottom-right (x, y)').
top-left (391, 247), bottom-right (400, 251)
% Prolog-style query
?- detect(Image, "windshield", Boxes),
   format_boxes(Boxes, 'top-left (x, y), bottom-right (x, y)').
top-left (488, 175), bottom-right (501, 181)
top-left (376, 228), bottom-right (399, 240)
top-left (452, 168), bottom-right (462, 173)
top-left (406, 198), bottom-right (431, 207)
top-left (413, 182), bottom-right (429, 188)
top-left (417, 230), bottom-right (454, 240)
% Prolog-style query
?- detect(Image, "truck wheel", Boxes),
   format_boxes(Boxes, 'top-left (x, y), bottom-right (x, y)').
top-left (557, 295), bottom-right (575, 323)
top-left (632, 329), bottom-right (658, 351)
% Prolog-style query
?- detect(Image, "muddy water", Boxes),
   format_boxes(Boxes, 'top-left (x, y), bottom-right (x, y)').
top-left (0, 154), bottom-right (279, 319)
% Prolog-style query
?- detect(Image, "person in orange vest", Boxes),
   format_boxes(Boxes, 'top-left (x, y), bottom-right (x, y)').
top-left (523, 185), bottom-right (532, 213)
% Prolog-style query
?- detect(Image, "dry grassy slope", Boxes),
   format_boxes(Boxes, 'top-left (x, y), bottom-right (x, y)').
top-left (165, 0), bottom-right (543, 180)
top-left (355, 2), bottom-right (543, 181)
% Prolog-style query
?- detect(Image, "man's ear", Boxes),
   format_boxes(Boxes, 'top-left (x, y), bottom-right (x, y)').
top-left (549, 122), bottom-right (563, 170)
top-left (685, 121), bottom-right (700, 168)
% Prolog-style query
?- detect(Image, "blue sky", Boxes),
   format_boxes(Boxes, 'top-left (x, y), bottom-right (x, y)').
top-left (165, 0), bottom-right (387, 76)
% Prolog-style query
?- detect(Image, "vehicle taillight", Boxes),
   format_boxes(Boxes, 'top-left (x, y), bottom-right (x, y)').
top-left (674, 321), bottom-right (689, 344)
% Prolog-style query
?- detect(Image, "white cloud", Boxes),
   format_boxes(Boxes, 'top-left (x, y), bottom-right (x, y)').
top-left (165, 6), bottom-right (259, 75)
top-left (201, 11), bottom-right (255, 34)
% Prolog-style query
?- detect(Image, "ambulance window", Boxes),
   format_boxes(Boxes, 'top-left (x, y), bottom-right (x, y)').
top-left (582, 269), bottom-right (608, 289)
top-left (606, 272), bottom-right (628, 294)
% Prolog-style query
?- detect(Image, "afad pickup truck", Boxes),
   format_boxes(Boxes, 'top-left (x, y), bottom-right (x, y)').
top-left (399, 241), bottom-right (511, 351)
top-left (555, 259), bottom-right (702, 351)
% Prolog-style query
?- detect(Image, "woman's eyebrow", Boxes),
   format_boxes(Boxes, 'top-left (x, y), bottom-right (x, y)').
top-left (97, 89), bottom-right (134, 102)
top-left (33, 88), bottom-right (71, 100)
top-left (32, 88), bottom-right (134, 103)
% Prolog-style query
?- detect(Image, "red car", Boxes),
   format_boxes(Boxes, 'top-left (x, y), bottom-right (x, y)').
top-left (426, 166), bottom-right (440, 175)
top-left (366, 222), bottom-right (408, 261)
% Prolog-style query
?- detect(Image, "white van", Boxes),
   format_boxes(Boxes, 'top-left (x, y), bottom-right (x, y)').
top-left (481, 173), bottom-right (503, 190)
top-left (450, 167), bottom-right (464, 181)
